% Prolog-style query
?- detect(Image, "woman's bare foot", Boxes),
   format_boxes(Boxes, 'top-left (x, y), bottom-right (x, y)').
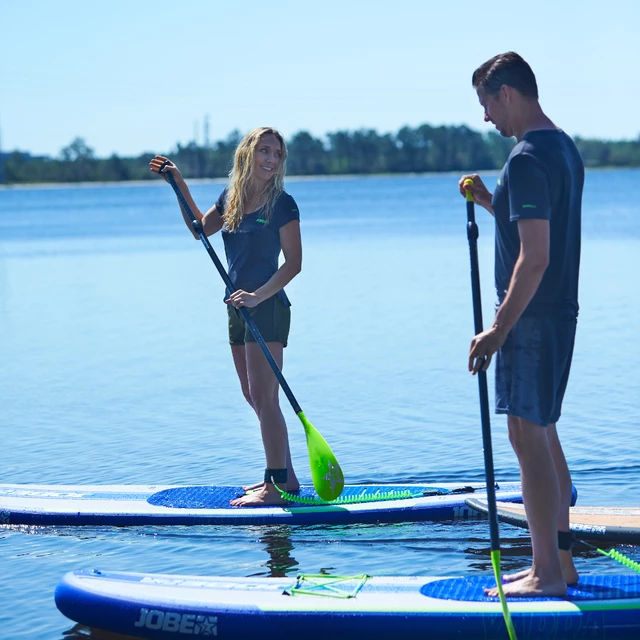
top-left (503, 551), bottom-right (578, 586)
top-left (230, 484), bottom-right (291, 507)
top-left (485, 573), bottom-right (567, 598)
top-left (242, 481), bottom-right (265, 493)
top-left (242, 478), bottom-right (301, 493)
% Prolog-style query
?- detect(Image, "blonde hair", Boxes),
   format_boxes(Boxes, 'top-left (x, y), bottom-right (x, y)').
top-left (223, 127), bottom-right (287, 232)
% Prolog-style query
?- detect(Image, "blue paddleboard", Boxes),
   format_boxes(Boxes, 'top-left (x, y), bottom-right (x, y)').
top-left (0, 481), bottom-right (529, 526)
top-left (55, 569), bottom-right (640, 639)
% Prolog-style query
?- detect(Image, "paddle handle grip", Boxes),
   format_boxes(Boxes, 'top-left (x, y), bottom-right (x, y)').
top-left (163, 171), bottom-right (303, 414)
top-left (463, 178), bottom-right (475, 203)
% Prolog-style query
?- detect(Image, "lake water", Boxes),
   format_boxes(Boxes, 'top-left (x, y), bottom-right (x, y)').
top-left (1, 170), bottom-right (639, 638)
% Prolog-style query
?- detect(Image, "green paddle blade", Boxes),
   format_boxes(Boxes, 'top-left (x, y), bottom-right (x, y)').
top-left (297, 411), bottom-right (344, 501)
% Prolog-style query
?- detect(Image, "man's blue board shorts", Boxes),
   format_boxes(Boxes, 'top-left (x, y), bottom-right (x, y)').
top-left (495, 313), bottom-right (577, 426)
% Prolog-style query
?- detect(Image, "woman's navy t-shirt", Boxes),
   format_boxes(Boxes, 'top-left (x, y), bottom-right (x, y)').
top-left (215, 188), bottom-right (300, 306)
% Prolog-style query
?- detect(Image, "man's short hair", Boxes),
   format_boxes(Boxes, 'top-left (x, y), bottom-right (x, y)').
top-left (472, 52), bottom-right (539, 99)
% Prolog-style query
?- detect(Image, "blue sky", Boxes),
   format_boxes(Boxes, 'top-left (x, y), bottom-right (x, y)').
top-left (2, 0), bottom-right (638, 158)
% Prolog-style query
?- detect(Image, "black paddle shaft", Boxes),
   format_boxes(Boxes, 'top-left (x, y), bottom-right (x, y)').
top-left (163, 171), bottom-right (302, 414)
top-left (466, 198), bottom-right (502, 553)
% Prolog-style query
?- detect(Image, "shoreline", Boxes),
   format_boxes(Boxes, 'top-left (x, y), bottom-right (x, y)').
top-left (0, 166), bottom-right (636, 190)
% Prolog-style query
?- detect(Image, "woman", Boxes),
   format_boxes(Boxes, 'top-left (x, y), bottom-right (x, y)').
top-left (150, 127), bottom-right (301, 507)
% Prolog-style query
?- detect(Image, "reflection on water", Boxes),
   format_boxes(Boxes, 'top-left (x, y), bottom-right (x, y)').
top-left (254, 527), bottom-right (299, 578)
top-left (62, 624), bottom-right (142, 640)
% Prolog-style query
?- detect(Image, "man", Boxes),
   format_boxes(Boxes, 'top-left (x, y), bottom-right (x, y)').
top-left (459, 52), bottom-right (584, 597)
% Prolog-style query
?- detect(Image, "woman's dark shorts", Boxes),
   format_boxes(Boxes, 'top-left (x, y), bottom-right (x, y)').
top-left (495, 313), bottom-right (577, 426)
top-left (227, 295), bottom-right (291, 347)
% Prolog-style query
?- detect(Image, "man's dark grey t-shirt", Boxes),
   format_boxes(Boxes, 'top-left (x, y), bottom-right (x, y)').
top-left (492, 129), bottom-right (584, 317)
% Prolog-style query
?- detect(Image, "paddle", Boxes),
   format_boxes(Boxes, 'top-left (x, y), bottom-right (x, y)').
top-left (160, 167), bottom-right (344, 501)
top-left (464, 179), bottom-right (517, 640)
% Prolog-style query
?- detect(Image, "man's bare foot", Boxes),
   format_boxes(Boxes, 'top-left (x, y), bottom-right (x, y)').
top-left (503, 552), bottom-right (578, 586)
top-left (503, 568), bottom-right (536, 583)
top-left (485, 573), bottom-right (567, 598)
top-left (241, 479), bottom-right (301, 493)
top-left (230, 484), bottom-right (291, 507)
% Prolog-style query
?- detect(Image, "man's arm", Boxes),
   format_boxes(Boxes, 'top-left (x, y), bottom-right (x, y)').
top-left (493, 218), bottom-right (550, 336)
top-left (468, 218), bottom-right (549, 373)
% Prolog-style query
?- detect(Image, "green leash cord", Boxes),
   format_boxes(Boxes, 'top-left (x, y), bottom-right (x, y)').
top-left (576, 539), bottom-right (640, 574)
top-left (271, 484), bottom-right (482, 505)
top-left (273, 485), bottom-right (419, 505)
top-left (597, 547), bottom-right (640, 573)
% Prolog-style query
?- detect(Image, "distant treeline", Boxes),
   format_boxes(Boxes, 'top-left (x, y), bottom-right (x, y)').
top-left (2, 125), bottom-right (640, 184)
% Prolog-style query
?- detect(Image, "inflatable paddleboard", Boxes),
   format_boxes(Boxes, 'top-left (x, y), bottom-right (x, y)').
top-left (55, 569), bottom-right (640, 639)
top-left (0, 481), bottom-right (526, 526)
top-left (466, 498), bottom-right (640, 544)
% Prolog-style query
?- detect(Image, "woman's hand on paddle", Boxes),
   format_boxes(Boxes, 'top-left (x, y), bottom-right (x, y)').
top-left (468, 325), bottom-right (506, 374)
top-left (226, 290), bottom-right (262, 309)
top-left (149, 156), bottom-right (183, 182)
top-left (459, 174), bottom-right (493, 213)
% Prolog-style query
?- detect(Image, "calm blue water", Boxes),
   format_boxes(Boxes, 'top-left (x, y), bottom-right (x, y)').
top-left (1, 170), bottom-right (639, 638)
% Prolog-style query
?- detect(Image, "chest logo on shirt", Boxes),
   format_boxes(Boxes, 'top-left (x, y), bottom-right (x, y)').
top-left (256, 218), bottom-right (267, 224)
top-left (522, 204), bottom-right (537, 209)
